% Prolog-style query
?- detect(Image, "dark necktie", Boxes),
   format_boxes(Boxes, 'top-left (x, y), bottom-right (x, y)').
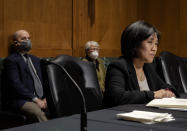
top-left (24, 54), bottom-right (44, 98)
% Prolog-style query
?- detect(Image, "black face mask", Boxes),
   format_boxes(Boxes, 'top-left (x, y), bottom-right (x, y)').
top-left (17, 40), bottom-right (32, 52)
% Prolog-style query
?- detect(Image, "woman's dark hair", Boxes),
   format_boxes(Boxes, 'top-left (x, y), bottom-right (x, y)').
top-left (121, 20), bottom-right (160, 60)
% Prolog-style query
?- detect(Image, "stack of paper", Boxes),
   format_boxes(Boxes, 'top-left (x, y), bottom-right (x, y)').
top-left (146, 98), bottom-right (187, 110)
top-left (117, 110), bottom-right (174, 124)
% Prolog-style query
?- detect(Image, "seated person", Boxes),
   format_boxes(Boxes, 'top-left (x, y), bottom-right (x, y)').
top-left (103, 21), bottom-right (179, 107)
top-left (82, 41), bottom-right (106, 94)
top-left (4, 30), bottom-right (47, 122)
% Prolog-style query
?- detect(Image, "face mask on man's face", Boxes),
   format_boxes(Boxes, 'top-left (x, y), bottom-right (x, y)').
top-left (17, 40), bottom-right (32, 52)
top-left (89, 51), bottom-right (99, 60)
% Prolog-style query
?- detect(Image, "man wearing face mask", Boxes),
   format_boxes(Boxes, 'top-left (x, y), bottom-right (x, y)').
top-left (4, 30), bottom-right (48, 122)
top-left (82, 41), bottom-right (106, 94)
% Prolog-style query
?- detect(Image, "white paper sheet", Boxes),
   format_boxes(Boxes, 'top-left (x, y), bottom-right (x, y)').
top-left (117, 110), bottom-right (175, 124)
top-left (146, 98), bottom-right (187, 109)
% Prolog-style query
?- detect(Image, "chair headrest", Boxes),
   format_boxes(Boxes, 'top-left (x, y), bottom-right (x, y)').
top-left (49, 55), bottom-right (99, 89)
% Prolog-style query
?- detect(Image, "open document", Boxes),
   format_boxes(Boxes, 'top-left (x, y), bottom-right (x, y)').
top-left (146, 98), bottom-right (187, 110)
top-left (117, 110), bottom-right (174, 124)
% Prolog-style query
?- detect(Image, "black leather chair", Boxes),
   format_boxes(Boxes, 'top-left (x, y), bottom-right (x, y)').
top-left (42, 55), bottom-right (103, 118)
top-left (159, 52), bottom-right (187, 97)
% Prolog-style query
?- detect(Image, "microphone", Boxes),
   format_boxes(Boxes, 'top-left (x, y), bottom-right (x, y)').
top-left (44, 59), bottom-right (87, 131)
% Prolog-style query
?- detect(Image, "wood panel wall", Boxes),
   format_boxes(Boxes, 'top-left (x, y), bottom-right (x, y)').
top-left (0, 0), bottom-right (73, 57)
top-left (139, 0), bottom-right (187, 57)
top-left (0, 0), bottom-right (4, 56)
top-left (73, 0), bottom-right (140, 57)
top-left (0, 0), bottom-right (187, 57)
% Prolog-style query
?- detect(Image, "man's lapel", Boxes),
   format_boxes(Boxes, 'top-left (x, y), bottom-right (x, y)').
top-left (16, 53), bottom-right (31, 75)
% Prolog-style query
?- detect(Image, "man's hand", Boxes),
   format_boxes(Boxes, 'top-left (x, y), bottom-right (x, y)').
top-left (34, 98), bottom-right (47, 109)
top-left (43, 98), bottom-right (48, 108)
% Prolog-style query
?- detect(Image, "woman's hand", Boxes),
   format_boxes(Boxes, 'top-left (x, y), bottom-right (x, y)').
top-left (154, 89), bottom-right (175, 99)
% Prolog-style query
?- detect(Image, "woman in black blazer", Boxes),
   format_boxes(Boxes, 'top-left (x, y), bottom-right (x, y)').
top-left (103, 21), bottom-right (179, 107)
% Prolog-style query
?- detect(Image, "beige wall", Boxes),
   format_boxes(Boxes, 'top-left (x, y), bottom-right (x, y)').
top-left (0, 0), bottom-right (187, 57)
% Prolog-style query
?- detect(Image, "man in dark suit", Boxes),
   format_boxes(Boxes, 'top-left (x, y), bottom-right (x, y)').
top-left (4, 30), bottom-right (47, 122)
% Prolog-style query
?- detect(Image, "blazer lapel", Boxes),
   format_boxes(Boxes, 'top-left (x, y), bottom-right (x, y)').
top-left (126, 59), bottom-right (140, 90)
top-left (16, 53), bottom-right (31, 75)
top-left (144, 64), bottom-right (156, 91)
